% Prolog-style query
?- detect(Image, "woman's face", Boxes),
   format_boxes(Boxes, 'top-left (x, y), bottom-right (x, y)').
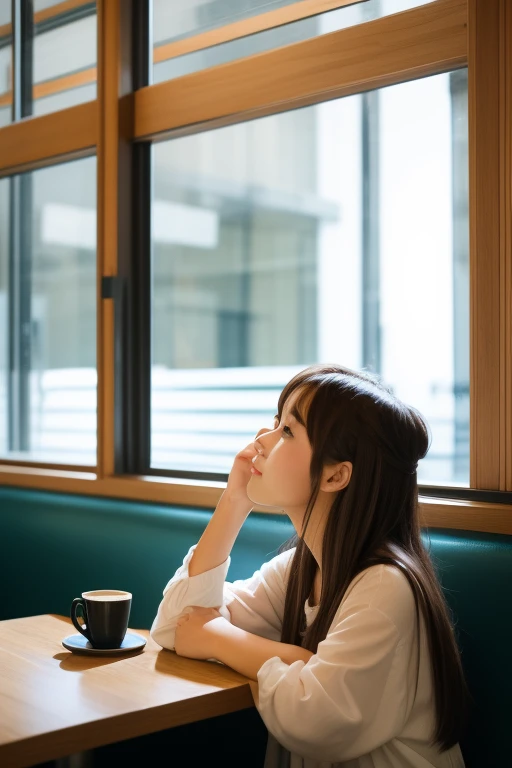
top-left (246, 388), bottom-right (314, 515)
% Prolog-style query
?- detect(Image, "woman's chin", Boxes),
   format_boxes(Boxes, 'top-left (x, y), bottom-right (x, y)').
top-left (247, 475), bottom-right (267, 506)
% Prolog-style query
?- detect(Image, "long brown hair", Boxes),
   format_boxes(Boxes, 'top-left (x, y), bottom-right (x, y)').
top-left (277, 363), bottom-right (471, 751)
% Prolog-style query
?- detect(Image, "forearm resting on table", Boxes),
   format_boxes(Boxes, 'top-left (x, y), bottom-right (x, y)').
top-left (211, 619), bottom-right (313, 681)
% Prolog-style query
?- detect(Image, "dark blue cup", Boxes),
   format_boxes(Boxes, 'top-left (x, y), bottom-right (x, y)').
top-left (71, 589), bottom-right (132, 649)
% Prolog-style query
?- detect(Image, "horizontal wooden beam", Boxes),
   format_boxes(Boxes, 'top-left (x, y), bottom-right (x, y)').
top-left (0, 67), bottom-right (97, 108)
top-left (0, 100), bottom-right (97, 176)
top-left (135, 0), bottom-right (467, 141)
top-left (0, 0), bottom-right (93, 38)
top-left (0, 1), bottom-right (363, 106)
top-left (153, 0), bottom-right (367, 65)
top-left (418, 496), bottom-right (512, 535)
top-left (35, 0), bottom-right (93, 25)
top-left (0, 0), bottom-right (464, 126)
top-left (0, 2), bottom-right (364, 105)
top-left (0, 467), bottom-right (510, 535)
top-left (0, 459), bottom-right (95, 472)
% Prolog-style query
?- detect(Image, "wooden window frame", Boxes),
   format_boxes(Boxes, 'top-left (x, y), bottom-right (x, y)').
top-left (0, 0), bottom-right (367, 110)
top-left (0, 0), bottom-right (511, 536)
top-left (152, 0), bottom-right (368, 64)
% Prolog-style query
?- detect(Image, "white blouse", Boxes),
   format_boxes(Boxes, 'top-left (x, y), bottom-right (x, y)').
top-left (150, 545), bottom-right (465, 768)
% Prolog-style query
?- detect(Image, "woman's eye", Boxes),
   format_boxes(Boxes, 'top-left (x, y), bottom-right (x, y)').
top-left (283, 425), bottom-right (293, 437)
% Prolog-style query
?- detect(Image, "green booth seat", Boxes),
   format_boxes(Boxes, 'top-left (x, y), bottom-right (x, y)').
top-left (1, 487), bottom-right (510, 768)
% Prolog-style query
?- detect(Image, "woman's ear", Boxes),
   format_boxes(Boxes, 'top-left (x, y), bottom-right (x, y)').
top-left (319, 461), bottom-right (352, 493)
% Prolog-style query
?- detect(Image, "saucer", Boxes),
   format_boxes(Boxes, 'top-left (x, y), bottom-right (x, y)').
top-left (62, 631), bottom-right (147, 656)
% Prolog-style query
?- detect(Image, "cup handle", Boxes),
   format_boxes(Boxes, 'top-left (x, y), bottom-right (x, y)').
top-left (71, 598), bottom-right (91, 641)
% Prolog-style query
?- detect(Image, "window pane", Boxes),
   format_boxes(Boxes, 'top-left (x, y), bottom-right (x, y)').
top-left (0, 3), bottom-right (12, 126)
top-left (151, 70), bottom-right (469, 487)
top-left (153, 0), bottom-right (437, 84)
top-left (0, 177), bottom-right (8, 451)
top-left (0, 156), bottom-right (97, 464)
top-left (31, 0), bottom-right (96, 117)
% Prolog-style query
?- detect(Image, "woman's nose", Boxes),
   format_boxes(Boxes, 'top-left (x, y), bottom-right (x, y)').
top-left (254, 427), bottom-right (272, 454)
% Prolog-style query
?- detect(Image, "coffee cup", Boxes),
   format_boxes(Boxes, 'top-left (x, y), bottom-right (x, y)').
top-left (71, 590), bottom-right (132, 649)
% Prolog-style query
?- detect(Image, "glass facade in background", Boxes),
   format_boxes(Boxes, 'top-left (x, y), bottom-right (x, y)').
top-left (0, 156), bottom-right (97, 465)
top-left (0, 1), bottom-right (96, 121)
top-left (0, 3), bottom-right (12, 126)
top-left (151, 70), bottom-right (469, 486)
top-left (32, 0), bottom-right (96, 116)
top-left (152, 0), bottom-right (437, 83)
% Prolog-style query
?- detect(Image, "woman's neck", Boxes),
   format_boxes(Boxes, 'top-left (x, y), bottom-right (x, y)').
top-left (310, 568), bottom-right (322, 606)
top-left (301, 494), bottom-right (332, 570)
top-left (287, 493), bottom-right (333, 606)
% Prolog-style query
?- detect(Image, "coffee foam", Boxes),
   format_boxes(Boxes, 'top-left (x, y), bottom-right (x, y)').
top-left (83, 590), bottom-right (131, 601)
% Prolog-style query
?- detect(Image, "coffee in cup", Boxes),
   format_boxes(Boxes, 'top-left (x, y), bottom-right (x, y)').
top-left (71, 590), bottom-right (132, 649)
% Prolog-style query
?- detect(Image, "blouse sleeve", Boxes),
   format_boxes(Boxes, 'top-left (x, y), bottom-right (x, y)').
top-left (256, 568), bottom-right (417, 763)
top-left (150, 544), bottom-right (294, 651)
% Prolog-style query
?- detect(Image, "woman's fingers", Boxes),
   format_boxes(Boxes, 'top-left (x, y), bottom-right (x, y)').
top-left (240, 427), bottom-right (271, 456)
top-left (237, 443), bottom-right (259, 461)
top-left (235, 427), bottom-right (271, 462)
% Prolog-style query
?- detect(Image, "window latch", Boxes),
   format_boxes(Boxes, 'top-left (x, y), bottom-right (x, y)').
top-left (101, 276), bottom-right (121, 300)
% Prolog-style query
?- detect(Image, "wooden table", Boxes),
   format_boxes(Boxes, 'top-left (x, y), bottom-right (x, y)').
top-left (0, 614), bottom-right (255, 768)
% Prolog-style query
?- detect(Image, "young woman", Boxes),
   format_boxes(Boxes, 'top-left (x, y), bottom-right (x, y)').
top-left (150, 364), bottom-right (470, 768)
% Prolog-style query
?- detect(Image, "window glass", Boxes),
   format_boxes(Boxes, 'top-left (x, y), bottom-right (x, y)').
top-left (0, 3), bottom-right (12, 126)
top-left (151, 70), bottom-right (469, 487)
top-left (154, 0), bottom-right (299, 42)
top-left (31, 0), bottom-right (96, 116)
top-left (0, 156), bottom-right (97, 465)
top-left (153, 0), bottom-right (436, 83)
top-left (0, 177), bottom-right (8, 452)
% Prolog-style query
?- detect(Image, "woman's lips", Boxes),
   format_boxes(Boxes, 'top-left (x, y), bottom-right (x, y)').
top-left (251, 454), bottom-right (262, 475)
